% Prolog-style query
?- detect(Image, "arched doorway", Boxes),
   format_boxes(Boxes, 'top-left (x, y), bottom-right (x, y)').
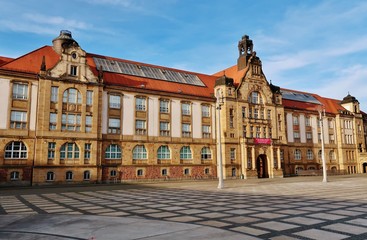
top-left (256, 154), bottom-right (269, 178)
top-left (363, 162), bottom-right (367, 173)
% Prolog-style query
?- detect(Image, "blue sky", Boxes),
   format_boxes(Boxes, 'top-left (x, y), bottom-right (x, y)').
top-left (1, 0), bottom-right (367, 109)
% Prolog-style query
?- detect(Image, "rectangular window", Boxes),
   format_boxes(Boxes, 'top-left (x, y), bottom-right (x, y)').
top-left (84, 143), bottom-right (91, 159)
top-left (260, 110), bottom-right (264, 119)
top-left (293, 116), bottom-right (299, 125)
top-left (242, 107), bottom-right (246, 118)
top-left (329, 134), bottom-right (335, 143)
top-left (269, 127), bottom-right (272, 138)
top-left (267, 110), bottom-right (271, 120)
top-left (254, 109), bottom-right (259, 119)
top-left (12, 83), bottom-right (28, 100)
top-left (306, 132), bottom-right (312, 140)
top-left (182, 123), bottom-right (191, 137)
top-left (182, 103), bottom-right (191, 115)
top-left (86, 91), bottom-right (93, 106)
top-left (10, 111), bottom-right (27, 129)
top-left (305, 117), bottom-right (311, 126)
top-left (160, 121), bottom-right (170, 136)
top-left (86, 115), bottom-right (92, 133)
top-left (70, 65), bottom-right (77, 76)
top-left (49, 113), bottom-right (57, 130)
top-left (263, 127), bottom-right (267, 138)
top-left (202, 105), bottom-right (210, 117)
top-left (48, 142), bottom-right (56, 159)
top-left (51, 86), bottom-right (58, 102)
top-left (294, 132), bottom-right (300, 139)
top-left (329, 120), bottom-right (334, 129)
top-left (230, 148), bottom-right (236, 160)
top-left (250, 126), bottom-right (254, 138)
top-left (109, 95), bottom-right (121, 109)
top-left (136, 97), bottom-right (146, 111)
top-left (135, 120), bottom-right (146, 135)
top-left (243, 125), bottom-right (247, 138)
top-left (202, 125), bottom-right (211, 138)
top-left (160, 99), bottom-right (169, 113)
top-left (108, 118), bottom-right (121, 134)
top-left (256, 126), bottom-right (261, 138)
top-left (61, 113), bottom-right (81, 131)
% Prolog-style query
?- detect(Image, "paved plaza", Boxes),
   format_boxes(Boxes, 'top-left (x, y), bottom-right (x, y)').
top-left (0, 175), bottom-right (367, 239)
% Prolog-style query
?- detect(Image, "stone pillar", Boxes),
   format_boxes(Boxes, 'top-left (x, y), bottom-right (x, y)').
top-left (241, 143), bottom-right (246, 179)
top-left (270, 145), bottom-right (274, 178)
top-left (251, 147), bottom-right (256, 170)
top-left (277, 148), bottom-right (281, 169)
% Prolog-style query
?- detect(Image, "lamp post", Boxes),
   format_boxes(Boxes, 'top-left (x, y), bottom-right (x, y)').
top-left (318, 106), bottom-right (328, 183)
top-left (216, 89), bottom-right (224, 189)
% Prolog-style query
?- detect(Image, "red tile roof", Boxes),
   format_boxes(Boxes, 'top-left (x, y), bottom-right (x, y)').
top-left (0, 46), bottom-right (60, 74)
top-left (0, 56), bottom-right (13, 66)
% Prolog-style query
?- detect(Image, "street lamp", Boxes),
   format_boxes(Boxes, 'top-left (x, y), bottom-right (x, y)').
top-left (216, 89), bottom-right (224, 189)
top-left (318, 106), bottom-right (328, 183)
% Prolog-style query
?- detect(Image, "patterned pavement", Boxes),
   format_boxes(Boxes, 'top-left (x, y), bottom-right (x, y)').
top-left (1, 175), bottom-right (367, 239)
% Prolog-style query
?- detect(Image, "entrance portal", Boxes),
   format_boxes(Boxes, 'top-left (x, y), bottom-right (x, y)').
top-left (363, 163), bottom-right (367, 173)
top-left (256, 154), bottom-right (269, 178)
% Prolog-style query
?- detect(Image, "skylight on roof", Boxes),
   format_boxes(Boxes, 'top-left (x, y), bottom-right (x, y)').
top-left (93, 57), bottom-right (206, 87)
top-left (281, 90), bottom-right (321, 104)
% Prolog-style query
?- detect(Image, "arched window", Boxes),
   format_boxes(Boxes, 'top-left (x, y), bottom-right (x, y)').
top-left (60, 143), bottom-right (79, 159)
top-left (63, 88), bottom-right (82, 104)
top-left (157, 145), bottom-right (170, 159)
top-left (133, 145), bottom-right (147, 159)
top-left (201, 147), bottom-right (212, 159)
top-left (329, 150), bottom-right (335, 160)
top-left (318, 150), bottom-right (322, 159)
top-left (248, 91), bottom-right (263, 104)
top-left (105, 144), bottom-right (122, 159)
top-left (180, 146), bottom-right (192, 159)
top-left (306, 149), bottom-right (314, 160)
top-left (295, 166), bottom-right (304, 174)
top-left (294, 149), bottom-right (301, 160)
top-left (5, 141), bottom-right (27, 159)
top-left (65, 171), bottom-right (73, 181)
top-left (232, 168), bottom-right (236, 177)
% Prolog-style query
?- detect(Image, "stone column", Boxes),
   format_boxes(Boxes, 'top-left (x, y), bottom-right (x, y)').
top-left (251, 147), bottom-right (256, 170)
top-left (277, 148), bottom-right (281, 169)
top-left (241, 142), bottom-right (246, 179)
top-left (270, 145), bottom-right (274, 178)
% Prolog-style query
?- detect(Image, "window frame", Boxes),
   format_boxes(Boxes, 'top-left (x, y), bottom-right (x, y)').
top-left (12, 82), bottom-right (28, 100)
top-left (105, 144), bottom-right (122, 159)
top-left (60, 142), bottom-right (80, 160)
top-left (10, 111), bottom-right (27, 129)
top-left (201, 147), bottom-right (212, 160)
top-left (157, 145), bottom-right (170, 159)
top-left (135, 97), bottom-right (146, 111)
top-left (5, 141), bottom-right (27, 159)
top-left (180, 146), bottom-right (192, 159)
top-left (133, 145), bottom-right (147, 160)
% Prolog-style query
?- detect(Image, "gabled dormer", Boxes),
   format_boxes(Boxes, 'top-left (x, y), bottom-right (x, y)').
top-left (45, 30), bottom-right (98, 83)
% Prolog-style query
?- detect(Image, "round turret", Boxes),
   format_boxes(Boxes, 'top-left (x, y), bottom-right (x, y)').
top-left (52, 30), bottom-right (79, 54)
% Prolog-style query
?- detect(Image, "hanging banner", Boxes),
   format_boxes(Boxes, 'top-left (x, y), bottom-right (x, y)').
top-left (254, 138), bottom-right (272, 145)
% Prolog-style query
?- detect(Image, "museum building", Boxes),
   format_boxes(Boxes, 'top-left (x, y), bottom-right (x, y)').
top-left (0, 31), bottom-right (366, 185)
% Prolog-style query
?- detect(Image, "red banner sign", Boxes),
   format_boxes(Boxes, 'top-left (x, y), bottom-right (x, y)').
top-left (254, 138), bottom-right (272, 145)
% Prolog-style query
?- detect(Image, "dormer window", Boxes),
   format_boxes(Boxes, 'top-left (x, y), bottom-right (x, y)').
top-left (70, 65), bottom-right (77, 76)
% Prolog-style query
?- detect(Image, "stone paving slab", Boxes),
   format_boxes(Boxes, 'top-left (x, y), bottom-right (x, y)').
top-left (0, 175), bottom-right (367, 239)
